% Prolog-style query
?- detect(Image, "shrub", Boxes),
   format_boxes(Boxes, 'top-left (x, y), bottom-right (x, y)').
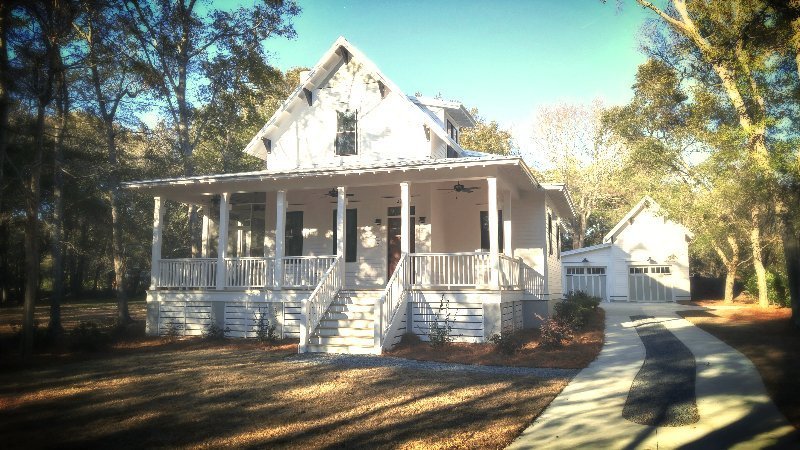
top-left (489, 331), bottom-right (524, 355)
top-left (554, 291), bottom-right (600, 330)
top-left (161, 321), bottom-right (182, 343)
top-left (70, 321), bottom-right (110, 352)
top-left (422, 295), bottom-right (455, 347)
top-left (538, 315), bottom-right (574, 349)
top-left (255, 313), bottom-right (279, 344)
top-left (745, 271), bottom-right (790, 307)
top-left (203, 322), bottom-right (230, 340)
top-left (398, 332), bottom-right (422, 346)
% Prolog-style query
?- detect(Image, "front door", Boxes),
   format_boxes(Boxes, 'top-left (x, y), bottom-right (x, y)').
top-left (387, 217), bottom-right (415, 279)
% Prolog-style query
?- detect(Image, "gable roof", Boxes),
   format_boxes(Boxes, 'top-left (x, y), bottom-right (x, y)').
top-left (410, 96), bottom-right (477, 128)
top-left (541, 183), bottom-right (576, 224)
top-left (603, 195), bottom-right (694, 243)
top-left (561, 242), bottom-right (612, 257)
top-left (243, 36), bottom-right (466, 160)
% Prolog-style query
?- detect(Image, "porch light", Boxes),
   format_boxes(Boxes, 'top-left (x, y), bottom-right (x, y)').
top-left (374, 218), bottom-right (382, 226)
top-left (582, 258), bottom-right (589, 263)
top-left (419, 217), bottom-right (426, 224)
top-left (648, 257), bottom-right (657, 264)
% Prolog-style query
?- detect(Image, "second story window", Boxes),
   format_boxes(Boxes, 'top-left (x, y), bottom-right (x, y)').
top-left (446, 120), bottom-right (458, 143)
top-left (335, 110), bottom-right (358, 155)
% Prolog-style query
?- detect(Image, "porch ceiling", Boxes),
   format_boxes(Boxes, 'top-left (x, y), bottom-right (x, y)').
top-left (123, 157), bottom-right (542, 204)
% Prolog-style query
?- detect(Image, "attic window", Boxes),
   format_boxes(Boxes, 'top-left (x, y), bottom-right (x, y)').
top-left (261, 137), bottom-right (272, 153)
top-left (446, 120), bottom-right (459, 143)
top-left (446, 145), bottom-right (458, 158)
top-left (335, 110), bottom-right (358, 156)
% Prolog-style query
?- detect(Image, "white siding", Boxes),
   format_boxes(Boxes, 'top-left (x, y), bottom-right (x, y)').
top-left (267, 59), bottom-right (431, 171)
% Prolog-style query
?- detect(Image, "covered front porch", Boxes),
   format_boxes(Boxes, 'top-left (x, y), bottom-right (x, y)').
top-left (130, 158), bottom-right (557, 351)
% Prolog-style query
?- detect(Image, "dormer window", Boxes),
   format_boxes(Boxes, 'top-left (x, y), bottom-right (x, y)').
top-left (335, 110), bottom-right (358, 156)
top-left (446, 120), bottom-right (458, 143)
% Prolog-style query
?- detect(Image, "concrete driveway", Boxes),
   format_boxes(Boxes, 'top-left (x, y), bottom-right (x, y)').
top-left (509, 302), bottom-right (798, 449)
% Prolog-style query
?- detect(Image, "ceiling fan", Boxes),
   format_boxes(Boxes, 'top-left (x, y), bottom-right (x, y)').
top-left (439, 181), bottom-right (480, 194)
top-left (323, 188), bottom-right (354, 199)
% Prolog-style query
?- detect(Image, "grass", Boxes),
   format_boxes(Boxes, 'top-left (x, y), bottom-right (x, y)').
top-left (387, 308), bottom-right (605, 369)
top-left (678, 300), bottom-right (800, 429)
top-left (0, 300), bottom-right (575, 449)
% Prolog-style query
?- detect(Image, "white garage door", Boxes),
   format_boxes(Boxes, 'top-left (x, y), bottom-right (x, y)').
top-left (565, 267), bottom-right (606, 300)
top-left (628, 266), bottom-right (673, 302)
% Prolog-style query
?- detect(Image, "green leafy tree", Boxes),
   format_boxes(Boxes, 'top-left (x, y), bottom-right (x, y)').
top-left (458, 107), bottom-right (514, 155)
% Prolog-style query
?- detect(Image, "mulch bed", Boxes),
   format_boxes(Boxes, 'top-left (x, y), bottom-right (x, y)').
top-left (678, 302), bottom-right (800, 429)
top-left (386, 308), bottom-right (605, 369)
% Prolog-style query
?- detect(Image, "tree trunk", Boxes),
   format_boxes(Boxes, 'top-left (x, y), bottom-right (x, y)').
top-left (573, 211), bottom-right (588, 249)
top-left (750, 206), bottom-right (769, 308)
top-left (49, 69), bottom-right (68, 337)
top-left (781, 184), bottom-right (800, 326)
top-left (22, 105), bottom-right (46, 357)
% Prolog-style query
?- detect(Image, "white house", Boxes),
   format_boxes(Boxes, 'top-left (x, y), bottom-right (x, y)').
top-left (561, 196), bottom-right (692, 303)
top-left (123, 37), bottom-right (574, 354)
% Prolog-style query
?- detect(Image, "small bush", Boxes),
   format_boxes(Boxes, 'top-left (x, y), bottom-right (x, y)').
top-left (421, 295), bottom-right (455, 347)
top-left (70, 321), bottom-right (110, 352)
top-left (203, 322), bottom-right (230, 340)
top-left (398, 332), bottom-right (422, 346)
top-left (161, 322), bottom-right (182, 343)
top-left (255, 314), bottom-right (279, 344)
top-left (489, 331), bottom-right (524, 355)
top-left (554, 291), bottom-right (600, 330)
top-left (538, 315), bottom-right (574, 349)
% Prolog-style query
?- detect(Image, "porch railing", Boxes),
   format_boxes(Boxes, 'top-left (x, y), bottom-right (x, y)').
top-left (225, 257), bottom-right (273, 289)
top-left (375, 253), bottom-right (410, 351)
top-left (498, 254), bottom-right (520, 289)
top-left (281, 256), bottom-right (337, 288)
top-left (299, 255), bottom-right (343, 352)
top-left (520, 262), bottom-right (545, 296)
top-left (157, 258), bottom-right (217, 289)
top-left (409, 252), bottom-right (492, 288)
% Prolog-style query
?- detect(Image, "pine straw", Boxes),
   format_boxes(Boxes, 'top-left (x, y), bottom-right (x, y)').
top-left (387, 308), bottom-right (605, 369)
top-left (0, 343), bottom-right (566, 449)
top-left (678, 303), bottom-right (800, 429)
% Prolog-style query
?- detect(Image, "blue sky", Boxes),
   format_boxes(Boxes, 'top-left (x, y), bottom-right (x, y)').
top-left (263, 0), bottom-right (653, 130)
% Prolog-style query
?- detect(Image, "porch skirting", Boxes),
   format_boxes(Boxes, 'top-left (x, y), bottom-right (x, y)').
top-left (146, 290), bottom-right (557, 345)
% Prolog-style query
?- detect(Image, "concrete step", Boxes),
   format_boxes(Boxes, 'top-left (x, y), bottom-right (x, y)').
top-left (306, 343), bottom-right (380, 355)
top-left (315, 326), bottom-right (374, 338)
top-left (320, 318), bottom-right (374, 329)
top-left (309, 335), bottom-right (374, 346)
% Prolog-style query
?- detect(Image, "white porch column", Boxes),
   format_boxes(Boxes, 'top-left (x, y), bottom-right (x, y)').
top-left (216, 193), bottom-right (230, 290)
top-left (201, 204), bottom-right (211, 258)
top-left (487, 177), bottom-right (500, 288)
top-left (336, 187), bottom-right (347, 283)
top-left (503, 191), bottom-right (513, 257)
top-left (150, 196), bottom-right (165, 289)
top-left (400, 182), bottom-right (410, 254)
top-left (274, 190), bottom-right (287, 288)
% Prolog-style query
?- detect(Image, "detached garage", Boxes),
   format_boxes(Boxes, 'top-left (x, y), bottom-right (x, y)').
top-left (561, 196), bottom-right (692, 303)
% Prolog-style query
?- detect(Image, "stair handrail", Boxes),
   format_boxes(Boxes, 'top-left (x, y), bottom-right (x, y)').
top-left (299, 255), bottom-right (343, 352)
top-left (374, 253), bottom-right (409, 351)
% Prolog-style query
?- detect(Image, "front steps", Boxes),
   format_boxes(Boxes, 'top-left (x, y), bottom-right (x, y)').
top-left (306, 290), bottom-right (382, 354)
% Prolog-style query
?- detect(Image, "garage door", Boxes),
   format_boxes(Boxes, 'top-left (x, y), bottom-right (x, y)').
top-left (565, 267), bottom-right (606, 300)
top-left (628, 266), bottom-right (673, 302)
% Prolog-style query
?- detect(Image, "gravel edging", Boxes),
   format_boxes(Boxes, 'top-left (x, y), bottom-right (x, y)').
top-left (282, 352), bottom-right (580, 379)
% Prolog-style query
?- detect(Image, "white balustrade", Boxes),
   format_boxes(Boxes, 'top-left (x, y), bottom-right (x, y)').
top-left (410, 253), bottom-right (493, 288)
top-left (281, 256), bottom-right (337, 288)
top-left (498, 254), bottom-right (520, 289)
top-left (374, 253), bottom-right (410, 350)
top-left (157, 258), bottom-right (217, 289)
top-left (299, 256), bottom-right (343, 351)
top-left (520, 262), bottom-right (545, 296)
top-left (225, 257), bottom-right (273, 289)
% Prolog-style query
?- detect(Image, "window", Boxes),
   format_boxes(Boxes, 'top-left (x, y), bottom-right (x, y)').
top-left (566, 267), bottom-right (585, 275)
top-left (446, 145), bottom-right (458, 158)
top-left (547, 213), bottom-right (553, 255)
top-left (332, 209), bottom-right (358, 262)
top-left (588, 267), bottom-right (606, 275)
top-left (652, 266), bottom-right (671, 274)
top-left (630, 267), bottom-right (647, 274)
top-left (285, 211), bottom-right (304, 256)
top-left (335, 110), bottom-right (357, 155)
top-left (556, 219), bottom-right (561, 259)
top-left (446, 120), bottom-right (458, 143)
top-left (479, 210), bottom-right (504, 251)
top-left (387, 206), bottom-right (415, 217)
